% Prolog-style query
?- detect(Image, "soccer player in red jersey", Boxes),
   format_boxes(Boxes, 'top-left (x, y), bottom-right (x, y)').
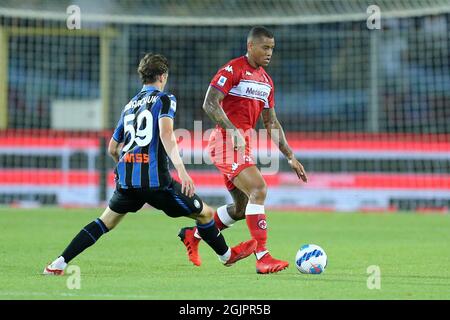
top-left (179, 26), bottom-right (308, 274)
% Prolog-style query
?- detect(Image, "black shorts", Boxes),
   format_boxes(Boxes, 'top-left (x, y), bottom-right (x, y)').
top-left (108, 180), bottom-right (204, 217)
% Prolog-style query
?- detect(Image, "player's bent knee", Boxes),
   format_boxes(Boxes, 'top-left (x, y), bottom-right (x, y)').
top-left (99, 207), bottom-right (125, 230)
top-left (249, 183), bottom-right (267, 203)
top-left (196, 203), bottom-right (214, 224)
top-left (200, 205), bottom-right (214, 220)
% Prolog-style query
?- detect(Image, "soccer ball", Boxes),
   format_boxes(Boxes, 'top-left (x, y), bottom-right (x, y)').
top-left (295, 244), bottom-right (327, 274)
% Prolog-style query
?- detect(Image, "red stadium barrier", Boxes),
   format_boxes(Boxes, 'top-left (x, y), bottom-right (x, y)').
top-left (1, 130), bottom-right (449, 210)
top-left (1, 170), bottom-right (449, 190)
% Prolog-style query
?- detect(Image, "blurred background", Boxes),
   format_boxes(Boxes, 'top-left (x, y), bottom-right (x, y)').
top-left (0, 0), bottom-right (449, 212)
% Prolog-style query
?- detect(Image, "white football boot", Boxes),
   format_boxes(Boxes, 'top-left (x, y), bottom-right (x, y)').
top-left (43, 256), bottom-right (67, 276)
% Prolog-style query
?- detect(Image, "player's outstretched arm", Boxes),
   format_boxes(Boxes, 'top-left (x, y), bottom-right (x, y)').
top-left (261, 108), bottom-right (308, 183)
top-left (159, 117), bottom-right (195, 197)
top-left (203, 86), bottom-right (246, 152)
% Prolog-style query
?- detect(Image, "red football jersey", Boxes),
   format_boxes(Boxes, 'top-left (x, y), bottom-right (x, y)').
top-left (210, 55), bottom-right (275, 131)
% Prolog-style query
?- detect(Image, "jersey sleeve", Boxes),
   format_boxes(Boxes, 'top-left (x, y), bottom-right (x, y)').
top-left (112, 114), bottom-right (124, 143)
top-left (266, 76), bottom-right (275, 109)
top-left (158, 94), bottom-right (177, 119)
top-left (209, 62), bottom-right (239, 96)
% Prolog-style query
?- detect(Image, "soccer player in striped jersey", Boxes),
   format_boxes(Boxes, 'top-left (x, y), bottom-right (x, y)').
top-left (43, 53), bottom-right (256, 275)
top-left (178, 26), bottom-right (308, 274)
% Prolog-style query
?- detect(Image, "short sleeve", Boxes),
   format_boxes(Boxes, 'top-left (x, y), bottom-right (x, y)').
top-left (112, 115), bottom-right (124, 143)
top-left (158, 94), bottom-right (177, 119)
top-left (266, 76), bottom-right (275, 109)
top-left (209, 62), bottom-right (239, 96)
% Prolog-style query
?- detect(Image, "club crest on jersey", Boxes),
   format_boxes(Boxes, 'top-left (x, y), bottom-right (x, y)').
top-left (170, 98), bottom-right (177, 112)
top-left (218, 76), bottom-right (228, 87)
top-left (257, 219), bottom-right (267, 230)
top-left (245, 71), bottom-right (252, 76)
top-left (223, 65), bottom-right (233, 73)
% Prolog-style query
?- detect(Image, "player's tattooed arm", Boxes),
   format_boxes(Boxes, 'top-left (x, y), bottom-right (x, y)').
top-left (203, 86), bottom-right (246, 151)
top-left (262, 108), bottom-right (308, 182)
top-left (262, 108), bottom-right (294, 159)
top-left (203, 86), bottom-right (237, 131)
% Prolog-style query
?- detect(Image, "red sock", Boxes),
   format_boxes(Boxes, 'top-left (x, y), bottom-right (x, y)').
top-left (245, 214), bottom-right (267, 253)
top-left (214, 211), bottom-right (228, 230)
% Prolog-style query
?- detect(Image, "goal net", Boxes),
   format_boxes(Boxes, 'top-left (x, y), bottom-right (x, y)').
top-left (1, 0), bottom-right (449, 211)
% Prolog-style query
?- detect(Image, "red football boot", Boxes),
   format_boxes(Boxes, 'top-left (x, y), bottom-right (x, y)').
top-left (224, 239), bottom-right (257, 266)
top-left (178, 227), bottom-right (202, 266)
top-left (256, 253), bottom-right (289, 274)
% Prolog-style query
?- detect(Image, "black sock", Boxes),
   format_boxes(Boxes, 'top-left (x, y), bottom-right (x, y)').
top-left (196, 220), bottom-right (228, 256)
top-left (61, 218), bottom-right (109, 263)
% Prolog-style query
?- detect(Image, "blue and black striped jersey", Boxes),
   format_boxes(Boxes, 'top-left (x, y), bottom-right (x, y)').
top-left (112, 84), bottom-right (177, 189)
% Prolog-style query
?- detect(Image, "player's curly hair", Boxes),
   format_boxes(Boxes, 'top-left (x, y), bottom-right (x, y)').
top-left (138, 53), bottom-right (169, 84)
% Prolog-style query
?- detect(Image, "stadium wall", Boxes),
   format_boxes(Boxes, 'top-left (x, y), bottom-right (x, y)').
top-left (1, 130), bottom-right (448, 212)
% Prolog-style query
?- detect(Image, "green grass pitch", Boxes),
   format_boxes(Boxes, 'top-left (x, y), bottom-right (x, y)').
top-left (0, 207), bottom-right (449, 300)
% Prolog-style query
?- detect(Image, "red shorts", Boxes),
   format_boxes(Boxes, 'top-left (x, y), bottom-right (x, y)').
top-left (208, 128), bottom-right (255, 191)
